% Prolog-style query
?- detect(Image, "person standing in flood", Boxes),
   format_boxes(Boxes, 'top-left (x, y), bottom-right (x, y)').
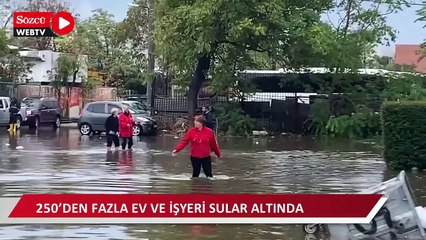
top-left (202, 106), bottom-right (216, 133)
top-left (104, 108), bottom-right (120, 150)
top-left (119, 106), bottom-right (135, 150)
top-left (8, 98), bottom-right (20, 134)
top-left (172, 115), bottom-right (221, 178)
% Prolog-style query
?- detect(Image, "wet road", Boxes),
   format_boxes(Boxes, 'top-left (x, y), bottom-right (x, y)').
top-left (0, 127), bottom-right (425, 239)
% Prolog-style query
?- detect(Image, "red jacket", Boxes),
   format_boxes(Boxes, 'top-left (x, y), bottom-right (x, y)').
top-left (174, 127), bottom-right (221, 158)
top-left (119, 112), bottom-right (135, 138)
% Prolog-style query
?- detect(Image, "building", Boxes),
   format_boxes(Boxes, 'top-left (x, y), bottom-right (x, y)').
top-left (394, 44), bottom-right (426, 73)
top-left (17, 48), bottom-right (88, 84)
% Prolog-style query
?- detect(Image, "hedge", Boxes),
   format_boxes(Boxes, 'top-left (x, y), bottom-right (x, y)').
top-left (382, 101), bottom-right (426, 170)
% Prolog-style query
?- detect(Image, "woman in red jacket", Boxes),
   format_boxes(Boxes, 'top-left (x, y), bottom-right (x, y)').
top-left (119, 106), bottom-right (136, 150)
top-left (172, 115), bottom-right (221, 178)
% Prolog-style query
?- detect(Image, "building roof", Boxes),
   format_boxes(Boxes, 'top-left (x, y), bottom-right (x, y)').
top-left (238, 67), bottom-right (422, 79)
top-left (394, 44), bottom-right (426, 73)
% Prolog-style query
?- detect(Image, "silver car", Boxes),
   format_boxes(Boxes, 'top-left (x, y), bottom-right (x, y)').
top-left (78, 101), bottom-right (158, 136)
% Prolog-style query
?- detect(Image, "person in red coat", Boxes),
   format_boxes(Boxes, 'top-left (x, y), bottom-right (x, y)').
top-left (119, 106), bottom-right (136, 150)
top-left (172, 115), bottom-right (221, 178)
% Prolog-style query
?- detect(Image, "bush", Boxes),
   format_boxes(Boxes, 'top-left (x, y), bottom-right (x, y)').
top-left (382, 101), bottom-right (426, 170)
top-left (309, 99), bottom-right (381, 139)
top-left (310, 99), bottom-right (331, 135)
top-left (215, 102), bottom-right (255, 137)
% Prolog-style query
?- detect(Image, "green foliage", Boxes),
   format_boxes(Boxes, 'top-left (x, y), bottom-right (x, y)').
top-left (309, 97), bottom-right (381, 139)
top-left (382, 101), bottom-right (426, 170)
top-left (352, 105), bottom-right (382, 138)
top-left (0, 30), bottom-right (33, 83)
top-left (325, 106), bottom-right (381, 139)
top-left (326, 115), bottom-right (360, 138)
top-left (56, 9), bottom-right (146, 88)
top-left (309, 99), bottom-right (331, 135)
top-left (215, 102), bottom-right (255, 137)
top-left (382, 73), bottom-right (426, 101)
top-left (153, 0), bottom-right (330, 87)
top-left (49, 54), bottom-right (78, 91)
top-left (82, 77), bottom-right (98, 97)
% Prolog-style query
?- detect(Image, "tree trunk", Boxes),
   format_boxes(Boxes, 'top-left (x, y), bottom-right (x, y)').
top-left (187, 55), bottom-right (211, 117)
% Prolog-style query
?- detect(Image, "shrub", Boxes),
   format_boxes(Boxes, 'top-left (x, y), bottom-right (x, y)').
top-left (310, 99), bottom-right (381, 139)
top-left (310, 99), bottom-right (331, 135)
top-left (382, 101), bottom-right (426, 170)
top-left (215, 102), bottom-right (255, 137)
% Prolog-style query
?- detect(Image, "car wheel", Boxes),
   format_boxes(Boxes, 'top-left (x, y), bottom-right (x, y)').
top-left (54, 116), bottom-right (61, 128)
top-left (16, 116), bottom-right (22, 129)
top-left (303, 224), bottom-right (319, 234)
top-left (133, 125), bottom-right (142, 136)
top-left (79, 123), bottom-right (92, 135)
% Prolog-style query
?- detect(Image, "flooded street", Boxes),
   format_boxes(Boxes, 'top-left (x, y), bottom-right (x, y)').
top-left (0, 127), bottom-right (425, 239)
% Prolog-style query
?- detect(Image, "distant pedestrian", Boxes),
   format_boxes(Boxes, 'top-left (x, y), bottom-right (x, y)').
top-left (8, 98), bottom-right (20, 134)
top-left (202, 106), bottom-right (216, 132)
top-left (172, 115), bottom-right (221, 178)
top-left (105, 107), bottom-right (120, 150)
top-left (119, 106), bottom-right (135, 150)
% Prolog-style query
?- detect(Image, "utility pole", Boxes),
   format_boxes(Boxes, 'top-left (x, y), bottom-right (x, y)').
top-left (146, 0), bottom-right (155, 116)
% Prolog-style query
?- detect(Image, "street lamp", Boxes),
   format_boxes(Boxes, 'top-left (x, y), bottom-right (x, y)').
top-left (128, 1), bottom-right (155, 116)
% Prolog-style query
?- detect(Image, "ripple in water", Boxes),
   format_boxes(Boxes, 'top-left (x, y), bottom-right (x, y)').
top-left (0, 130), bottom-right (424, 239)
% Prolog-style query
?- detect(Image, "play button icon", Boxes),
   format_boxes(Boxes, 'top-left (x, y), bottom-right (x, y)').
top-left (51, 11), bottom-right (75, 36)
top-left (59, 17), bottom-right (70, 30)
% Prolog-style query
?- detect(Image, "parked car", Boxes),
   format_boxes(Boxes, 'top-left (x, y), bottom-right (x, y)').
top-left (125, 95), bottom-right (156, 115)
top-left (21, 97), bottom-right (62, 129)
top-left (0, 96), bottom-right (25, 129)
top-left (78, 101), bottom-right (158, 136)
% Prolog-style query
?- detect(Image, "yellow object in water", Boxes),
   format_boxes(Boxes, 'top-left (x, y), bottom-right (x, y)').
top-left (8, 124), bottom-right (17, 134)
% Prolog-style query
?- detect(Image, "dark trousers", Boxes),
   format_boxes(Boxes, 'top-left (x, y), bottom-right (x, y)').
top-left (9, 114), bottom-right (17, 124)
top-left (190, 156), bottom-right (213, 177)
top-left (106, 134), bottom-right (119, 147)
top-left (121, 137), bottom-right (133, 150)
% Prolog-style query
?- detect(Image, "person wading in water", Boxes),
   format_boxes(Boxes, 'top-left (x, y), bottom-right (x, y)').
top-left (8, 99), bottom-right (20, 134)
top-left (104, 108), bottom-right (120, 150)
top-left (119, 106), bottom-right (136, 150)
top-left (172, 115), bottom-right (221, 178)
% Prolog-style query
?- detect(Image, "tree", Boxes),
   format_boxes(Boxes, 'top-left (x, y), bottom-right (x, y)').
top-left (417, 2), bottom-right (426, 57)
top-left (154, 0), bottom-right (331, 116)
top-left (0, 0), bottom-right (14, 28)
top-left (308, 0), bottom-right (409, 70)
top-left (79, 9), bottom-right (143, 88)
top-left (0, 29), bottom-right (33, 83)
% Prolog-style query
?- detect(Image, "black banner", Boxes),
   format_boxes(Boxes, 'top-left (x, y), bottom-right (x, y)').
top-left (13, 28), bottom-right (58, 37)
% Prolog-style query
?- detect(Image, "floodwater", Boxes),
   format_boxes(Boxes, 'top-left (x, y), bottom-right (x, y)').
top-left (0, 127), bottom-right (425, 240)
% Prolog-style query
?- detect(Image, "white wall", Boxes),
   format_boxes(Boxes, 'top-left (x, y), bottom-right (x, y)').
top-left (21, 50), bottom-right (88, 83)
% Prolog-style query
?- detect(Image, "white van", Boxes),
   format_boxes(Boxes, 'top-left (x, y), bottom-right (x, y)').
top-left (0, 97), bottom-right (26, 129)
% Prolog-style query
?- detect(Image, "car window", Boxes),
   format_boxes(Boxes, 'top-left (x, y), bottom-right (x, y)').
top-left (22, 98), bottom-right (41, 108)
top-left (49, 101), bottom-right (58, 108)
top-left (89, 103), bottom-right (106, 113)
top-left (107, 104), bottom-right (122, 114)
top-left (4, 99), bottom-right (9, 109)
top-left (0, 100), bottom-right (4, 109)
top-left (44, 101), bottom-right (55, 109)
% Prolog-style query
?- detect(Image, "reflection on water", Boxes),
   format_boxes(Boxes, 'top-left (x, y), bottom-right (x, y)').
top-left (0, 128), bottom-right (424, 239)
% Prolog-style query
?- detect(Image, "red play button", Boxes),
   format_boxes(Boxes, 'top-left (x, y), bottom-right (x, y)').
top-left (51, 11), bottom-right (75, 36)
